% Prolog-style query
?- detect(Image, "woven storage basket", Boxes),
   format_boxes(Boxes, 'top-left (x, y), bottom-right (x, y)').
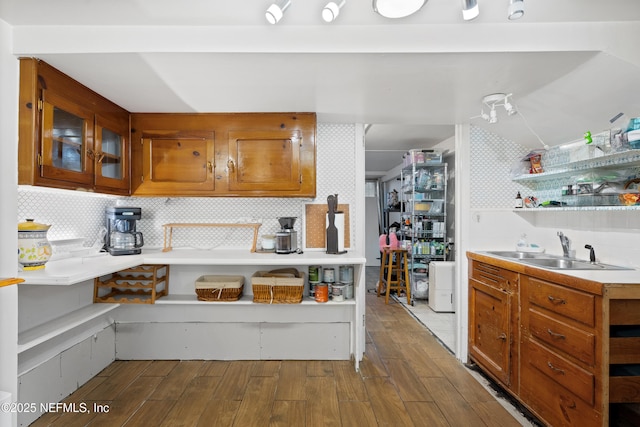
top-left (195, 275), bottom-right (244, 301)
top-left (251, 268), bottom-right (304, 304)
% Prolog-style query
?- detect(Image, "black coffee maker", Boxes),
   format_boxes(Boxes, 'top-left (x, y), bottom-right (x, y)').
top-left (105, 207), bottom-right (144, 255)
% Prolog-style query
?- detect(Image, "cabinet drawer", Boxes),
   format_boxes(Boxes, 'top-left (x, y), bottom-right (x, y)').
top-left (524, 338), bottom-right (595, 406)
top-left (470, 261), bottom-right (518, 292)
top-left (529, 309), bottom-right (596, 366)
top-left (521, 343), bottom-right (601, 427)
top-left (527, 277), bottom-right (595, 327)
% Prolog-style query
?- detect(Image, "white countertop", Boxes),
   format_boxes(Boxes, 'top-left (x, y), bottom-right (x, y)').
top-left (472, 251), bottom-right (640, 285)
top-left (19, 248), bottom-right (367, 285)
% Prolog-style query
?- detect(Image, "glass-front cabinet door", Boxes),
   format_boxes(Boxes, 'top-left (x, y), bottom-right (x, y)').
top-left (95, 115), bottom-right (129, 191)
top-left (40, 89), bottom-right (94, 185)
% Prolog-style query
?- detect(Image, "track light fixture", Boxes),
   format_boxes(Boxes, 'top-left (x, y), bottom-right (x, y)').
top-left (322, 0), bottom-right (346, 22)
top-left (373, 0), bottom-right (427, 19)
top-left (462, 0), bottom-right (479, 21)
top-left (266, 0), bottom-right (291, 24)
top-left (508, 0), bottom-right (524, 20)
top-left (477, 93), bottom-right (517, 123)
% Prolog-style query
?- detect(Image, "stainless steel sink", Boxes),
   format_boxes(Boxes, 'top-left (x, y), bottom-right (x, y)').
top-left (520, 258), bottom-right (632, 270)
top-left (484, 251), bottom-right (553, 259)
top-left (483, 251), bottom-right (632, 270)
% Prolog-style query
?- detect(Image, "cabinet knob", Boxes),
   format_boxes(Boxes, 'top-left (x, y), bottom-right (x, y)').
top-left (86, 149), bottom-right (95, 160)
top-left (207, 161), bottom-right (213, 172)
top-left (547, 329), bottom-right (566, 340)
top-left (227, 159), bottom-right (235, 172)
top-left (547, 295), bottom-right (567, 305)
top-left (96, 152), bottom-right (105, 163)
top-left (497, 333), bottom-right (507, 341)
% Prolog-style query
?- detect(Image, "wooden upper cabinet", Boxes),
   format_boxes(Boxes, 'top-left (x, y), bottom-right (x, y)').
top-left (18, 58), bottom-right (131, 195)
top-left (40, 89), bottom-right (95, 186)
top-left (134, 130), bottom-right (216, 195)
top-left (131, 113), bottom-right (316, 197)
top-left (228, 130), bottom-right (301, 192)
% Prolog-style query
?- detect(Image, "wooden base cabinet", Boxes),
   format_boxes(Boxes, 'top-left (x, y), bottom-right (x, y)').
top-left (467, 252), bottom-right (640, 427)
top-left (468, 260), bottom-right (519, 391)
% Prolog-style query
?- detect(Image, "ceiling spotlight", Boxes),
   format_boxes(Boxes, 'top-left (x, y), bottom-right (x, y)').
top-left (478, 93), bottom-right (518, 124)
top-left (373, 0), bottom-right (427, 19)
top-left (508, 0), bottom-right (524, 20)
top-left (323, 0), bottom-right (346, 22)
top-left (504, 95), bottom-right (517, 115)
top-left (266, 0), bottom-right (291, 24)
top-left (462, 0), bottom-right (479, 21)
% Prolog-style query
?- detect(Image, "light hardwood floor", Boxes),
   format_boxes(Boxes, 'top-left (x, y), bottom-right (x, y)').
top-left (30, 278), bottom-right (532, 426)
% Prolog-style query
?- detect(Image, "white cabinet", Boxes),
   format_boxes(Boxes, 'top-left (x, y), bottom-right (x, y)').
top-left (428, 261), bottom-right (455, 312)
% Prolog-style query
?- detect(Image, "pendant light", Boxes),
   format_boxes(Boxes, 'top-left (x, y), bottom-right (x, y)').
top-left (373, 0), bottom-right (427, 19)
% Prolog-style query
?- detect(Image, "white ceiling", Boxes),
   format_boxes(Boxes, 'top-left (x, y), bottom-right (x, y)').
top-left (2, 0), bottom-right (640, 177)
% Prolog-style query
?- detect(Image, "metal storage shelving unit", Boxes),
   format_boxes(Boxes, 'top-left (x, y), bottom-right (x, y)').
top-left (400, 150), bottom-right (447, 302)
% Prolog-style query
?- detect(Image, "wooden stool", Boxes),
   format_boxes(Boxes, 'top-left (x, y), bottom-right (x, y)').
top-left (377, 247), bottom-right (411, 305)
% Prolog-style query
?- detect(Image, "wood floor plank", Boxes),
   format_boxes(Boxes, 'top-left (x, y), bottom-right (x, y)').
top-left (359, 342), bottom-right (389, 378)
top-left (199, 360), bottom-right (229, 377)
top-left (364, 377), bottom-right (414, 427)
top-left (383, 358), bottom-right (434, 402)
top-left (306, 377), bottom-right (341, 426)
top-left (332, 360), bottom-right (368, 402)
top-left (403, 401), bottom-right (451, 427)
top-left (269, 400), bottom-right (306, 427)
top-left (338, 401), bottom-right (378, 427)
top-left (251, 360), bottom-right (281, 377)
top-left (419, 377), bottom-right (490, 427)
top-left (275, 361), bottom-right (307, 401)
top-left (307, 360), bottom-right (334, 377)
top-left (401, 345), bottom-right (445, 378)
top-left (160, 376), bottom-right (220, 427)
top-left (149, 360), bottom-right (205, 401)
top-left (471, 401), bottom-right (526, 427)
top-left (141, 360), bottom-right (179, 377)
top-left (90, 376), bottom-right (164, 427)
top-left (195, 400), bottom-right (241, 427)
top-left (123, 400), bottom-right (175, 427)
top-left (368, 330), bottom-right (404, 359)
top-left (84, 360), bottom-right (153, 400)
top-left (213, 361), bottom-right (255, 401)
top-left (432, 358), bottom-right (495, 403)
top-left (233, 377), bottom-right (278, 427)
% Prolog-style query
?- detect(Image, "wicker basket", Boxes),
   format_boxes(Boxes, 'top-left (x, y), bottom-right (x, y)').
top-left (251, 268), bottom-right (304, 304)
top-left (195, 275), bottom-right (244, 301)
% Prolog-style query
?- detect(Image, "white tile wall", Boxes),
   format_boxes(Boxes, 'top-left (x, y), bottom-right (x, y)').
top-left (17, 123), bottom-right (359, 251)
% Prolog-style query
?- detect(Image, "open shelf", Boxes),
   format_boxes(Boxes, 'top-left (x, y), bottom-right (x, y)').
top-left (18, 304), bottom-right (119, 353)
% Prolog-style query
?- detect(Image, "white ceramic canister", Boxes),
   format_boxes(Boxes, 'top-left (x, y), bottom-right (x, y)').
top-left (18, 219), bottom-right (52, 270)
top-left (261, 234), bottom-right (275, 250)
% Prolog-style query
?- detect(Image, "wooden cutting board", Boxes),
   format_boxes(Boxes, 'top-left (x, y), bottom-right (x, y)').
top-left (305, 204), bottom-right (350, 249)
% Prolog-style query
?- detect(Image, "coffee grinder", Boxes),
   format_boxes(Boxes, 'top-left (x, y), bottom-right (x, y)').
top-left (105, 207), bottom-right (144, 255)
top-left (275, 217), bottom-right (298, 254)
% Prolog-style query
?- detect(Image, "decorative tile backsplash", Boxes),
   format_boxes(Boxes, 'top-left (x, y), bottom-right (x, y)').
top-left (17, 123), bottom-right (358, 251)
top-left (470, 125), bottom-right (531, 209)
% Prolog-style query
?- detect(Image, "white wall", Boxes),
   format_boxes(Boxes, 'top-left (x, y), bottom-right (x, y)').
top-left (0, 16), bottom-right (19, 426)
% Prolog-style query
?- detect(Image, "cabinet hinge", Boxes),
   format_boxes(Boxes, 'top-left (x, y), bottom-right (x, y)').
top-left (37, 99), bottom-right (43, 112)
top-left (300, 174), bottom-right (303, 184)
top-left (141, 175), bottom-right (144, 183)
top-left (37, 153), bottom-right (43, 166)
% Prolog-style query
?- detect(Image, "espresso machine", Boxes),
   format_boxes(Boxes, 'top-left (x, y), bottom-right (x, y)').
top-left (275, 217), bottom-right (298, 254)
top-left (105, 207), bottom-right (144, 255)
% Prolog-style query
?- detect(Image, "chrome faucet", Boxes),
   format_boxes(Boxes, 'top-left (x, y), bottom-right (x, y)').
top-left (557, 231), bottom-right (571, 257)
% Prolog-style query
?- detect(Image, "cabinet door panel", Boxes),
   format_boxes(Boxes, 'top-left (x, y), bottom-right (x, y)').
top-left (140, 131), bottom-right (215, 192)
top-left (94, 115), bottom-right (129, 192)
top-left (469, 278), bottom-right (511, 385)
top-left (228, 130), bottom-right (301, 191)
top-left (41, 89), bottom-right (94, 185)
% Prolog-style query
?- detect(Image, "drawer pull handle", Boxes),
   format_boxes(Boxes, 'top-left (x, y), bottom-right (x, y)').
top-left (497, 333), bottom-right (507, 341)
top-left (547, 362), bottom-right (565, 375)
top-left (547, 329), bottom-right (566, 340)
top-left (547, 295), bottom-right (566, 305)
